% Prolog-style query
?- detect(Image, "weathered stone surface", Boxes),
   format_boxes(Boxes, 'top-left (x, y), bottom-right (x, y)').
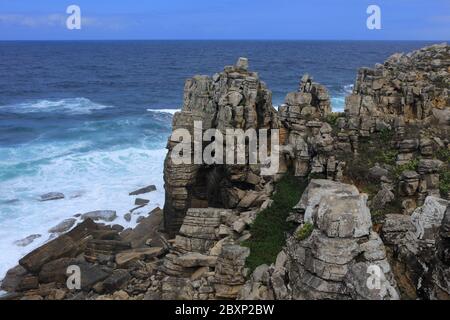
top-left (411, 196), bottom-right (449, 240)
top-left (115, 247), bottom-right (164, 267)
top-left (163, 57), bottom-right (279, 235)
top-left (49, 218), bottom-right (77, 234)
top-left (81, 210), bottom-right (117, 222)
top-left (129, 185), bottom-right (156, 196)
top-left (174, 253), bottom-right (217, 268)
top-left (0, 265), bottom-right (27, 292)
top-left (283, 181), bottom-right (399, 300)
top-left (122, 207), bottom-right (164, 248)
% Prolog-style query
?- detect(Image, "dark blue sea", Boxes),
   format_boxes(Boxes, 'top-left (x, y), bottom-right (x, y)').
top-left (0, 40), bottom-right (436, 278)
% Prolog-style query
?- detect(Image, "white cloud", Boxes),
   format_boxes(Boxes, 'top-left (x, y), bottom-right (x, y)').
top-left (0, 13), bottom-right (137, 30)
top-left (0, 14), bottom-right (66, 28)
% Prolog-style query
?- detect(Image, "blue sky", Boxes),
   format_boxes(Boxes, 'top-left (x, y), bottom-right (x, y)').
top-left (0, 0), bottom-right (448, 40)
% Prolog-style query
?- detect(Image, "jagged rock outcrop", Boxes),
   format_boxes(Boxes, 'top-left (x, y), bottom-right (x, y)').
top-left (155, 207), bottom-right (263, 300)
top-left (278, 75), bottom-right (346, 178)
top-left (345, 43), bottom-right (449, 136)
top-left (240, 180), bottom-right (399, 300)
top-left (163, 57), bottom-right (279, 236)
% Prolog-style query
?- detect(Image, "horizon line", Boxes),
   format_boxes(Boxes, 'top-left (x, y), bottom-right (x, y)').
top-left (0, 39), bottom-right (448, 42)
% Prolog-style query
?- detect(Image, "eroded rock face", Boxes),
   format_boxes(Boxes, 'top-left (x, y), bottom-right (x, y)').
top-left (240, 180), bottom-right (399, 300)
top-left (381, 199), bottom-right (450, 300)
top-left (345, 43), bottom-right (449, 135)
top-left (163, 58), bottom-right (279, 236)
top-left (287, 181), bottom-right (398, 300)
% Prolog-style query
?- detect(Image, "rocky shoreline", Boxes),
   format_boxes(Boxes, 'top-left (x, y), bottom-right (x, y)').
top-left (1, 43), bottom-right (449, 300)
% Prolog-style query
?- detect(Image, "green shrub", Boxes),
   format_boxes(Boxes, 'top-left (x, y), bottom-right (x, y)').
top-left (295, 222), bottom-right (314, 241)
top-left (393, 159), bottom-right (420, 180)
top-left (440, 168), bottom-right (450, 198)
top-left (243, 174), bottom-right (307, 273)
top-left (325, 113), bottom-right (340, 126)
top-left (437, 148), bottom-right (450, 163)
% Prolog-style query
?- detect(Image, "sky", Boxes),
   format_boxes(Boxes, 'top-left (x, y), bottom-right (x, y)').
top-left (0, 0), bottom-right (448, 40)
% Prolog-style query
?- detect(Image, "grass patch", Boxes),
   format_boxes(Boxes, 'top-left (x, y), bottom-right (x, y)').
top-left (440, 168), bottom-right (450, 198)
top-left (295, 222), bottom-right (314, 241)
top-left (243, 173), bottom-right (307, 273)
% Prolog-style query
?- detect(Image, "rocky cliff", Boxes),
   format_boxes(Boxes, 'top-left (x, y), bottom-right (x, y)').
top-left (1, 43), bottom-right (449, 300)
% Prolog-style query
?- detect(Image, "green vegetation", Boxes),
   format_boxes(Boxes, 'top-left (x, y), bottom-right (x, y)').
top-left (440, 168), bottom-right (450, 197)
top-left (437, 148), bottom-right (450, 163)
top-left (295, 222), bottom-right (314, 241)
top-left (243, 174), bottom-right (307, 273)
top-left (325, 112), bottom-right (345, 127)
top-left (393, 159), bottom-right (420, 180)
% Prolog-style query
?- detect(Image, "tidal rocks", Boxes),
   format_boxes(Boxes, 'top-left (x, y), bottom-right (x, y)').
top-left (135, 198), bottom-right (150, 206)
top-left (39, 192), bottom-right (65, 202)
top-left (19, 219), bottom-right (100, 272)
top-left (81, 210), bottom-right (117, 222)
top-left (14, 234), bottom-right (42, 247)
top-left (129, 185), bottom-right (156, 196)
top-left (121, 207), bottom-right (164, 248)
top-left (0, 265), bottom-right (27, 292)
top-left (48, 218), bottom-right (77, 234)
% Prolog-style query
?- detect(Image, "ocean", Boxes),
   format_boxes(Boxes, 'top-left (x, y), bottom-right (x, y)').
top-left (0, 40), bottom-right (435, 279)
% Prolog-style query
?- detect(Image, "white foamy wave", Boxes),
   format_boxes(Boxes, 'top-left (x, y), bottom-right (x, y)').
top-left (344, 84), bottom-right (354, 94)
top-left (0, 98), bottom-right (113, 115)
top-left (147, 108), bottom-right (180, 115)
top-left (0, 146), bottom-right (167, 279)
top-left (331, 97), bottom-right (346, 112)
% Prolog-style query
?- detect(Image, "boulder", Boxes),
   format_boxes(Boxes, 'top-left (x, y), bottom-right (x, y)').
top-left (40, 192), bottom-right (65, 201)
top-left (0, 265), bottom-right (28, 292)
top-left (129, 185), bottom-right (156, 196)
top-left (49, 218), bottom-right (77, 234)
top-left (14, 234), bottom-right (41, 247)
top-left (81, 210), bottom-right (117, 222)
top-left (411, 196), bottom-right (449, 240)
top-left (135, 198), bottom-right (150, 206)
top-left (121, 207), bottom-right (164, 248)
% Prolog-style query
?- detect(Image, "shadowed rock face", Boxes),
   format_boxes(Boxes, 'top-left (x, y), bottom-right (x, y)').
top-left (163, 58), bottom-right (279, 236)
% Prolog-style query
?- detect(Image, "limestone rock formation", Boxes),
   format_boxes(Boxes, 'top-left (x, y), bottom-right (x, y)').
top-left (345, 43), bottom-right (449, 135)
top-left (163, 57), bottom-right (279, 236)
top-left (240, 180), bottom-right (399, 300)
top-left (381, 198), bottom-right (450, 299)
